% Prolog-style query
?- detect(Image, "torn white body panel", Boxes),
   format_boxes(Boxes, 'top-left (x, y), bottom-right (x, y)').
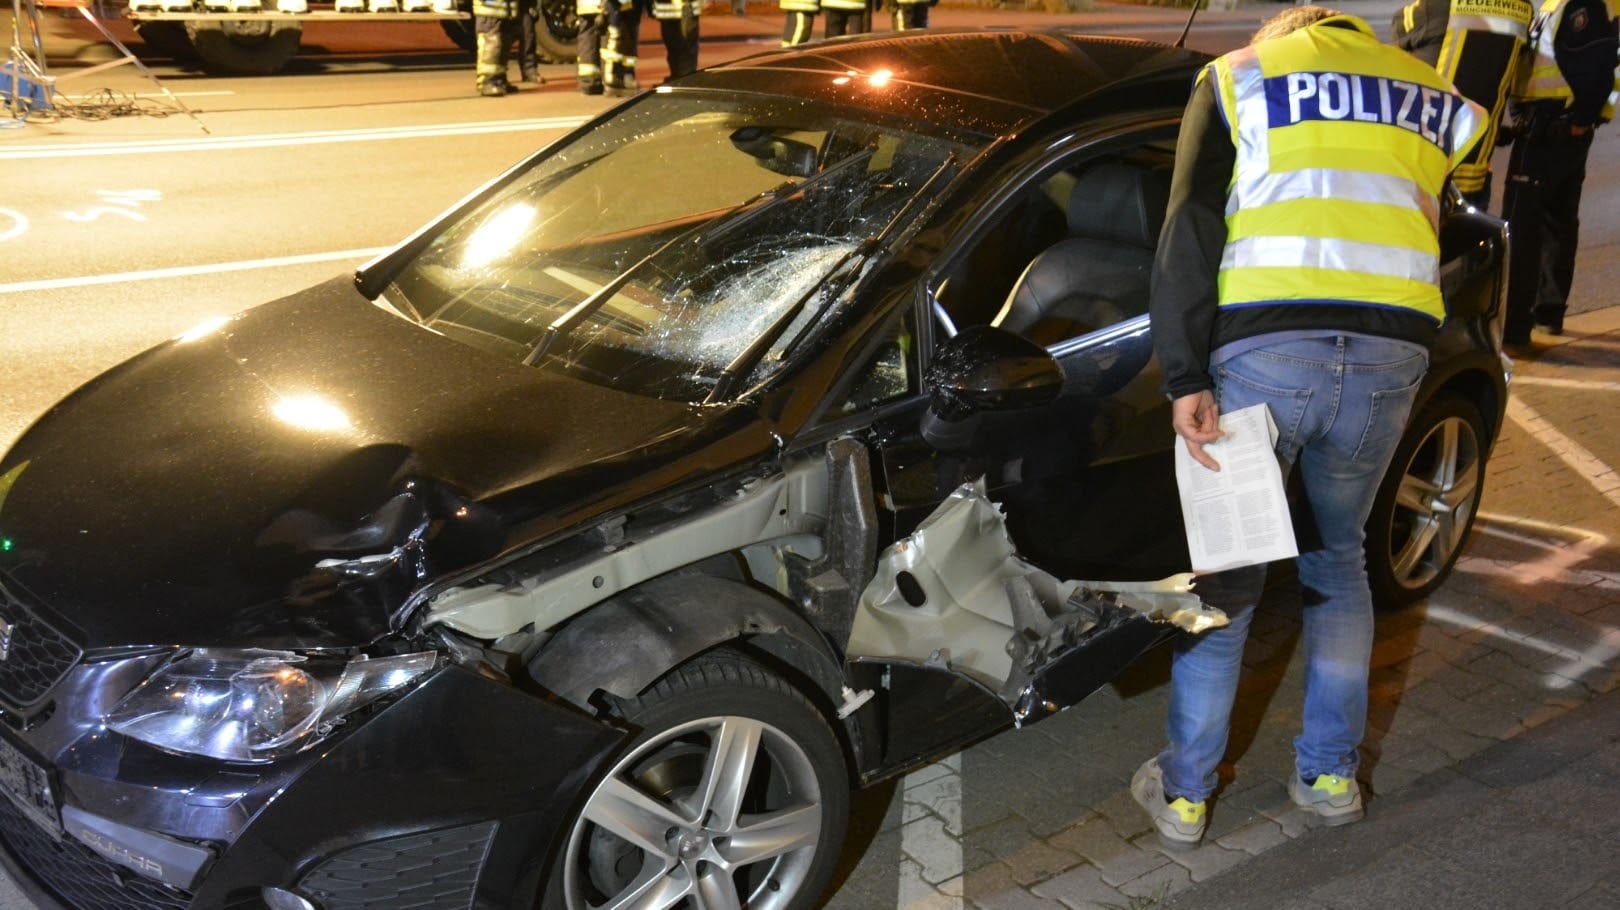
top-left (847, 483), bottom-right (1225, 696)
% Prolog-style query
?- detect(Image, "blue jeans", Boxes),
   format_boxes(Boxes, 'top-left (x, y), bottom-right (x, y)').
top-left (1158, 334), bottom-right (1428, 802)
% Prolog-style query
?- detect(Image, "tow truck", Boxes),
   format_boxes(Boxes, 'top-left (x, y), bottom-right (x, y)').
top-left (123, 0), bottom-right (579, 74)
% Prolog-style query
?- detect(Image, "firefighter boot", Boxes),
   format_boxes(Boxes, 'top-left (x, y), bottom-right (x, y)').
top-left (605, 66), bottom-right (638, 96)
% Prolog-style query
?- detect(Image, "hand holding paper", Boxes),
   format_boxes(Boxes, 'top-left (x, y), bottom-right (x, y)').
top-left (1173, 403), bottom-right (1299, 574)
top-left (1171, 390), bottom-right (1224, 471)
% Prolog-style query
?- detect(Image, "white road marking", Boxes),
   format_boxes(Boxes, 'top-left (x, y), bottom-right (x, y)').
top-left (61, 207), bottom-right (145, 224)
top-left (1424, 602), bottom-right (1620, 690)
top-left (1511, 376), bottom-right (1620, 393)
top-left (57, 90), bottom-right (237, 99)
top-left (1505, 396), bottom-right (1620, 511)
top-left (899, 753), bottom-right (965, 909)
top-left (0, 209), bottom-right (27, 243)
top-left (1460, 512), bottom-right (1614, 589)
top-left (62, 189), bottom-right (164, 224)
top-left (0, 247), bottom-right (389, 295)
top-left (0, 117), bottom-right (591, 160)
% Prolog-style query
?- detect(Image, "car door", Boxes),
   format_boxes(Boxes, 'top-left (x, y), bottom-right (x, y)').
top-left (821, 123), bottom-right (1226, 764)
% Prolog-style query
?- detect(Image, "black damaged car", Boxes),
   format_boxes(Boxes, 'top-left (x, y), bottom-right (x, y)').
top-left (0, 27), bottom-right (1507, 910)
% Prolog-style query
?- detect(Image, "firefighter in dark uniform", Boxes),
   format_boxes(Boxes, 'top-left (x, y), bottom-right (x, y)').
top-left (606, 0), bottom-right (700, 93)
top-left (1500, 0), bottom-right (1618, 345)
top-left (516, 0), bottom-right (545, 83)
top-left (1392, 0), bottom-right (1535, 207)
top-left (474, 0), bottom-right (521, 95)
top-left (779, 0), bottom-right (868, 45)
top-left (890, 0), bottom-right (933, 31)
top-left (576, 0), bottom-right (609, 94)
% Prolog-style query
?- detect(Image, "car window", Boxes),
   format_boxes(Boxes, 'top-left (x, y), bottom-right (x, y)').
top-left (931, 135), bottom-right (1176, 349)
top-left (386, 93), bottom-right (984, 403)
top-left (824, 308), bottom-right (918, 420)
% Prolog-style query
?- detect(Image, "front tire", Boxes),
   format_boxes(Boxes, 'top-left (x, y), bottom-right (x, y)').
top-left (546, 652), bottom-right (849, 910)
top-left (1366, 394), bottom-right (1488, 609)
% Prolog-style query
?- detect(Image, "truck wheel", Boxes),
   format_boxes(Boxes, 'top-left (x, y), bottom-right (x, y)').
top-left (133, 21), bottom-right (197, 61)
top-left (440, 18), bottom-right (476, 54)
top-left (186, 16), bottom-right (302, 75)
top-left (442, 0), bottom-right (578, 63)
top-left (533, 0), bottom-right (580, 64)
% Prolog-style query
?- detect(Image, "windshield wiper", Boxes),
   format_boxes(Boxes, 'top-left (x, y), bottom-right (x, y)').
top-left (521, 148), bottom-right (880, 367)
top-left (703, 153), bottom-right (959, 405)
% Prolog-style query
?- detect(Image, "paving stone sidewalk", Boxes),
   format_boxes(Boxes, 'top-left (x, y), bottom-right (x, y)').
top-left (825, 306), bottom-right (1620, 909)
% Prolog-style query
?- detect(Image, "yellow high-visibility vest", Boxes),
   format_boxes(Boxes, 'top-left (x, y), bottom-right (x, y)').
top-left (1210, 15), bottom-right (1487, 322)
top-left (1517, 0), bottom-right (1620, 121)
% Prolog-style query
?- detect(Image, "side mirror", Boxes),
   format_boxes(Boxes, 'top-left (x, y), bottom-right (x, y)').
top-left (925, 325), bottom-right (1064, 422)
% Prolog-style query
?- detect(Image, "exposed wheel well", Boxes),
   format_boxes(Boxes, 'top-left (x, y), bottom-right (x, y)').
top-left (1424, 364), bottom-right (1504, 448)
top-left (523, 570), bottom-right (874, 779)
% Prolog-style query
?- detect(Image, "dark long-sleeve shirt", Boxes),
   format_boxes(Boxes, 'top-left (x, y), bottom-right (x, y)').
top-left (1548, 0), bottom-right (1618, 127)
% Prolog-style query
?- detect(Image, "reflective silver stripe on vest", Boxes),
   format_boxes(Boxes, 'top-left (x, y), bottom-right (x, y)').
top-left (1223, 47), bottom-right (1273, 168)
top-left (1224, 167), bottom-right (1439, 229)
top-left (1448, 13), bottom-right (1530, 34)
top-left (1221, 236), bottom-right (1439, 283)
top-left (1519, 2), bottom-right (1569, 98)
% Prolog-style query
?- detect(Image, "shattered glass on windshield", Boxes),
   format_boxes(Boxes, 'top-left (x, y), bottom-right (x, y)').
top-left (386, 94), bottom-right (980, 403)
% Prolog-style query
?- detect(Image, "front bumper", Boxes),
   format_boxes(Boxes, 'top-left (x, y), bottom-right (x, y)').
top-left (0, 662), bottom-right (625, 910)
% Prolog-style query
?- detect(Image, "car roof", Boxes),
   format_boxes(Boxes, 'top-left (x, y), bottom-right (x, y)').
top-left (684, 28), bottom-right (1210, 136)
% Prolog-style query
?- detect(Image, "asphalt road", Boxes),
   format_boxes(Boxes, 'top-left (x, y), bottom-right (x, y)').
top-left (1, 2), bottom-right (1617, 908)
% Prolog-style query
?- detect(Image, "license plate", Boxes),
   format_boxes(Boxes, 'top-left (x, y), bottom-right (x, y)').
top-left (0, 731), bottom-right (59, 836)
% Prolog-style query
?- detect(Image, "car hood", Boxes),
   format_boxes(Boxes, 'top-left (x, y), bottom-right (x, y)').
top-left (0, 277), bottom-right (771, 651)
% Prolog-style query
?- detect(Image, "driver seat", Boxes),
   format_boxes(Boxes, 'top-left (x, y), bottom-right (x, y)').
top-left (992, 161), bottom-right (1170, 346)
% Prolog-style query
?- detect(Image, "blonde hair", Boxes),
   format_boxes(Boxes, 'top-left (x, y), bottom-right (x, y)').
top-left (1251, 5), bottom-right (1343, 44)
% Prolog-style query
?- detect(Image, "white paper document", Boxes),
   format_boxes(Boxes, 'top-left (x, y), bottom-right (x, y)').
top-left (1174, 403), bottom-right (1299, 574)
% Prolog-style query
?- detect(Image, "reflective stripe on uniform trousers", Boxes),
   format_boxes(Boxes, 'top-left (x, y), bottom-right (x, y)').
top-left (650, 0), bottom-right (697, 19)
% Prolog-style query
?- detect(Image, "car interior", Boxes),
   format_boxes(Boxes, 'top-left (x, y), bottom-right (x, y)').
top-left (932, 142), bottom-right (1176, 349)
top-left (990, 159), bottom-right (1170, 347)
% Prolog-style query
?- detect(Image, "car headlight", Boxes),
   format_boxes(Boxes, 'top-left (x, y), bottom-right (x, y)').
top-left (105, 649), bottom-right (438, 763)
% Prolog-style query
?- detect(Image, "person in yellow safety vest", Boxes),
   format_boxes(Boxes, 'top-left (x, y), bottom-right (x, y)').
top-left (890, 0), bottom-right (935, 31)
top-left (576, 0), bottom-right (609, 94)
top-left (780, 0), bottom-right (869, 46)
top-left (604, 0), bottom-right (700, 94)
top-left (1392, 0), bottom-right (1535, 207)
top-left (474, 0), bottom-right (521, 95)
top-left (1133, 6), bottom-right (1485, 853)
top-left (1499, 0), bottom-right (1618, 346)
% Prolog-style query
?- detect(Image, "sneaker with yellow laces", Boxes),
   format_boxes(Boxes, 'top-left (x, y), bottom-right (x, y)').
top-left (1130, 758), bottom-right (1207, 851)
top-left (1289, 773), bottom-right (1364, 825)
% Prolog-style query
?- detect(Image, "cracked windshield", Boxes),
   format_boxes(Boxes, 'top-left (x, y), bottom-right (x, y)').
top-left (388, 94), bottom-right (978, 402)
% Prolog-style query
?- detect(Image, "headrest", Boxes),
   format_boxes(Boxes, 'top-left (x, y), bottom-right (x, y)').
top-left (1065, 161), bottom-right (1170, 249)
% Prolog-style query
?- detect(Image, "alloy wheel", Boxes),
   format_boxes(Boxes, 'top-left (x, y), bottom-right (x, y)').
top-left (1386, 411), bottom-right (1483, 594)
top-left (561, 714), bottom-right (826, 910)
